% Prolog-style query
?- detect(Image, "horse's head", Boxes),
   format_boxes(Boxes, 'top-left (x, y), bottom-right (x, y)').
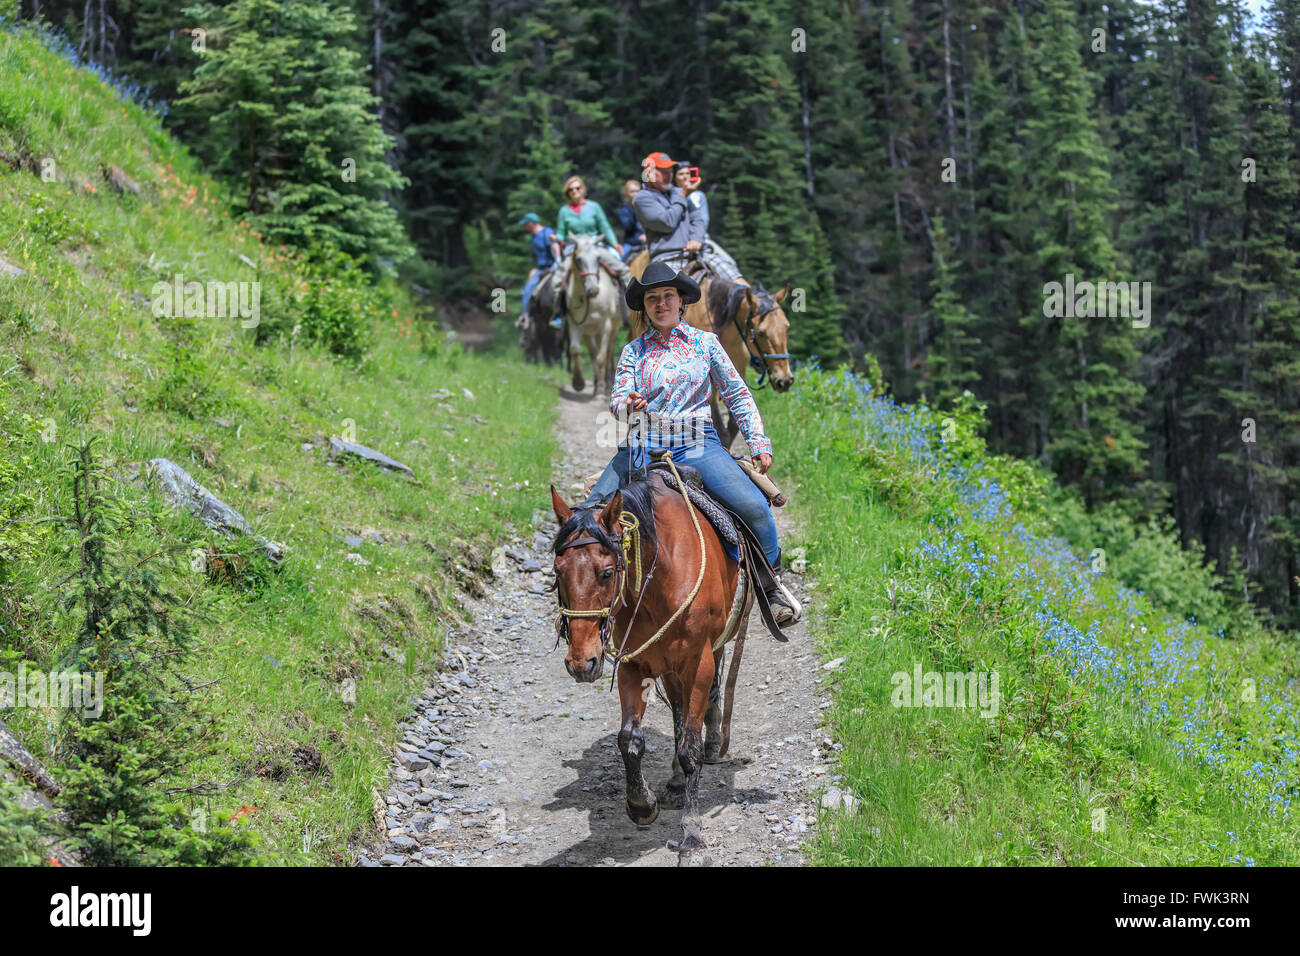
top-left (743, 285), bottom-right (794, 392)
top-left (549, 485), bottom-right (626, 683)
top-left (572, 234), bottom-right (602, 298)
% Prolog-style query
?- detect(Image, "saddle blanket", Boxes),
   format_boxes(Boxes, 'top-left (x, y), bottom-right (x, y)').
top-left (653, 471), bottom-right (741, 564)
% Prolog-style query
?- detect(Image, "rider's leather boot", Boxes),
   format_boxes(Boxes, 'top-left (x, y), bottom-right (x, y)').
top-left (764, 556), bottom-right (802, 627)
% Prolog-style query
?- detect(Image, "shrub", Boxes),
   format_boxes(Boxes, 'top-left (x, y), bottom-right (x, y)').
top-left (0, 780), bottom-right (52, 866)
top-left (253, 245), bottom-right (383, 360)
top-left (51, 439), bottom-right (257, 865)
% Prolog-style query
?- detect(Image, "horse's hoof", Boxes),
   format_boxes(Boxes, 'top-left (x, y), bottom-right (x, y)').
top-left (678, 848), bottom-right (713, 867)
top-left (704, 755), bottom-right (750, 767)
top-left (627, 798), bottom-right (659, 827)
top-left (680, 816), bottom-right (706, 853)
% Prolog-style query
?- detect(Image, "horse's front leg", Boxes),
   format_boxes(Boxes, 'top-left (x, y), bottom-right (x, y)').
top-left (595, 318), bottom-right (613, 396)
top-left (568, 320), bottom-right (585, 393)
top-left (584, 328), bottom-right (601, 396)
top-left (617, 663), bottom-right (658, 827)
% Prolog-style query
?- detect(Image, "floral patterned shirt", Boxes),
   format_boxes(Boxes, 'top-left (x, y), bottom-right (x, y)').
top-left (609, 320), bottom-right (772, 457)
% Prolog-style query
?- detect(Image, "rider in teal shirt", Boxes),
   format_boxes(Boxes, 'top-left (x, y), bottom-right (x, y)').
top-left (548, 175), bottom-right (632, 329)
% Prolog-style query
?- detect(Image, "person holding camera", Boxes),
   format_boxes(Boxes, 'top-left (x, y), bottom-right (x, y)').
top-left (634, 152), bottom-right (747, 286)
top-left (674, 161), bottom-right (709, 232)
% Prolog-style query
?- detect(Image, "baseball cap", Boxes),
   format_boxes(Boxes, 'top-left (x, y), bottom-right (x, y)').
top-left (516, 212), bottom-right (541, 225)
top-left (641, 151), bottom-right (676, 169)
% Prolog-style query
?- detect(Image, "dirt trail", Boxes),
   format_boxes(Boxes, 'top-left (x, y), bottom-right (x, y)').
top-left (362, 384), bottom-right (834, 866)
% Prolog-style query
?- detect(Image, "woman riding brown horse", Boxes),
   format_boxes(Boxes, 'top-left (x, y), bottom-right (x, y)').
top-left (549, 464), bottom-right (748, 856)
top-left (548, 263), bottom-right (802, 861)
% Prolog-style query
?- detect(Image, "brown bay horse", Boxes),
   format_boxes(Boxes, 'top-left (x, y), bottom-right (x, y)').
top-left (627, 249), bottom-right (794, 448)
top-left (549, 462), bottom-right (752, 862)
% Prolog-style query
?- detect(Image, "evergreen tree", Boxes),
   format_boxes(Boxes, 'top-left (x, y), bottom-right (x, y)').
top-left (1020, 0), bottom-right (1144, 504)
top-left (179, 0), bottom-right (412, 265)
top-left (1225, 44), bottom-right (1300, 619)
top-left (924, 215), bottom-right (980, 406)
top-left (704, 0), bottom-right (843, 360)
top-left (790, 214), bottom-right (846, 364)
top-left (966, 6), bottom-right (1036, 450)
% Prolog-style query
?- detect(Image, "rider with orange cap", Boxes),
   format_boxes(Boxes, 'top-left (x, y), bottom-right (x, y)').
top-left (634, 152), bottom-right (746, 285)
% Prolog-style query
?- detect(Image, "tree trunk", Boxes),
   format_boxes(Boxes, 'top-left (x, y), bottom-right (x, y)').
top-left (800, 67), bottom-right (813, 199)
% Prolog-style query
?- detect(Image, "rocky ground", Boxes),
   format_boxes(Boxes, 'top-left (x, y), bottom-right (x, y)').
top-left (358, 383), bottom-right (842, 866)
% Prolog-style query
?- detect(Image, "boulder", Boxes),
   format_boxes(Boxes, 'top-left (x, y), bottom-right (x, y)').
top-left (127, 458), bottom-right (284, 564)
top-left (328, 437), bottom-right (414, 478)
top-left (102, 163), bottom-right (141, 196)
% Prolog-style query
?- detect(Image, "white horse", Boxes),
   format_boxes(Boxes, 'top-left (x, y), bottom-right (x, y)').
top-left (561, 234), bottom-right (623, 395)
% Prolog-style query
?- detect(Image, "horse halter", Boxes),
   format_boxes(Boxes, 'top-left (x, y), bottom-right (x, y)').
top-left (732, 290), bottom-right (789, 389)
top-left (564, 241), bottom-right (607, 327)
top-left (550, 514), bottom-right (645, 660)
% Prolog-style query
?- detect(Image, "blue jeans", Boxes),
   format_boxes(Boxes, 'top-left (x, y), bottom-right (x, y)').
top-left (521, 269), bottom-right (543, 315)
top-left (580, 421), bottom-right (780, 567)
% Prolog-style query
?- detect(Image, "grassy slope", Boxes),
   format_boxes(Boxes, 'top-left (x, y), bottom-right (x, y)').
top-left (0, 26), bottom-right (563, 863)
top-left (764, 369), bottom-right (1299, 866)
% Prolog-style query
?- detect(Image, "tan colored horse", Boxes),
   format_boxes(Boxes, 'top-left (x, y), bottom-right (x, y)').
top-left (627, 250), bottom-right (794, 448)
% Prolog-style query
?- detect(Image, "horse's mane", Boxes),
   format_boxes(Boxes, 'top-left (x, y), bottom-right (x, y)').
top-left (705, 275), bottom-right (750, 332)
top-left (751, 285), bottom-right (779, 318)
top-left (552, 470), bottom-right (660, 558)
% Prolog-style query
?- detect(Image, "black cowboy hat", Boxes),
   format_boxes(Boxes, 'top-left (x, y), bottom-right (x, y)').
top-left (625, 260), bottom-right (701, 311)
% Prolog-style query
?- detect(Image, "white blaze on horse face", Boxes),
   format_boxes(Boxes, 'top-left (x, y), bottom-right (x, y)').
top-left (573, 236), bottom-right (601, 295)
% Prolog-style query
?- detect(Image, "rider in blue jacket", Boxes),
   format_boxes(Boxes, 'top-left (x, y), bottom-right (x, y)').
top-left (517, 212), bottom-right (561, 331)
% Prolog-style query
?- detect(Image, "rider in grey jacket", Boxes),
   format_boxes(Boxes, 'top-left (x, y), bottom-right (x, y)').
top-left (634, 151), bottom-right (745, 283)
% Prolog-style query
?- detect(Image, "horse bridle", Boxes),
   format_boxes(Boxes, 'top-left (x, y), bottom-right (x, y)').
top-left (562, 241), bottom-right (610, 328)
top-left (549, 513), bottom-right (651, 667)
top-left (550, 532), bottom-right (626, 655)
top-left (731, 289), bottom-right (789, 389)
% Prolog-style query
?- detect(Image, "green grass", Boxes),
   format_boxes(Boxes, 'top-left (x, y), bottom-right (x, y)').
top-left (764, 368), bottom-right (1300, 866)
top-left (0, 23), bottom-right (566, 864)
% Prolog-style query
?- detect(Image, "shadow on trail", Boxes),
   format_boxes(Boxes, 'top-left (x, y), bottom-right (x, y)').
top-left (531, 725), bottom-right (780, 866)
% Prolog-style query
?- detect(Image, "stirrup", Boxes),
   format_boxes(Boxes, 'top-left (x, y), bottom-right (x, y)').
top-left (765, 576), bottom-right (802, 626)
